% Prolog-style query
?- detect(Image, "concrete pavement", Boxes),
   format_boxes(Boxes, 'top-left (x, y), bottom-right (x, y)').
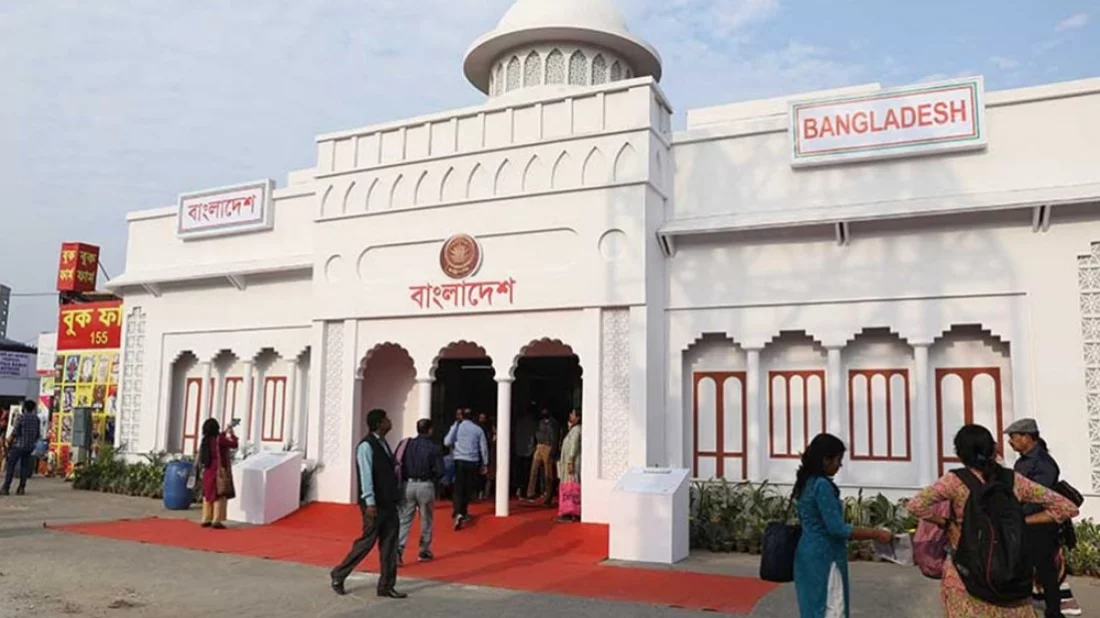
top-left (2, 479), bottom-right (1096, 617)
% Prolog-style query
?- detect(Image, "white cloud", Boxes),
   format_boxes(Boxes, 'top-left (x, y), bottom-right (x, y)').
top-left (989, 55), bottom-right (1019, 70)
top-left (1056, 12), bottom-right (1089, 32)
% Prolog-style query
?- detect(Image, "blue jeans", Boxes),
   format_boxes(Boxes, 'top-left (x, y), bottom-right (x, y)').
top-left (2, 448), bottom-right (34, 492)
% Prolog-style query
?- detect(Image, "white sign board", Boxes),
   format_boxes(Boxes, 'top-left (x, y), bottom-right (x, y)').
top-left (177, 179), bottom-right (275, 240)
top-left (35, 333), bottom-right (56, 376)
top-left (0, 351), bottom-right (34, 379)
top-left (614, 467), bottom-right (688, 495)
top-left (790, 77), bottom-right (986, 167)
top-left (227, 450), bottom-right (302, 525)
top-left (610, 468), bottom-right (691, 565)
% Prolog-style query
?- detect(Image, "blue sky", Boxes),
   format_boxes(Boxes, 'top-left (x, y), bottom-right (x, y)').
top-left (0, 0), bottom-right (1095, 342)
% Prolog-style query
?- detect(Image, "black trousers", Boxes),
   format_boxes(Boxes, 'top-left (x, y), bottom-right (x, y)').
top-left (1028, 523), bottom-right (1064, 618)
top-left (2, 448), bottom-right (34, 492)
top-left (452, 460), bottom-right (479, 519)
top-left (514, 456), bottom-right (532, 496)
top-left (331, 503), bottom-right (399, 592)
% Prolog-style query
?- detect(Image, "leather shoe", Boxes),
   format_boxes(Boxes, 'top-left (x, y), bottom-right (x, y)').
top-left (377, 589), bottom-right (408, 599)
top-left (330, 578), bottom-right (346, 596)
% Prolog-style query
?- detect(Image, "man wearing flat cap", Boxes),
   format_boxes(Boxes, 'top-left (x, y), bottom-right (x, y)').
top-left (1005, 419), bottom-right (1080, 617)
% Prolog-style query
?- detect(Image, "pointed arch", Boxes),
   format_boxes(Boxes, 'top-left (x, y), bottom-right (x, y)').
top-left (494, 159), bottom-right (518, 195)
top-left (610, 60), bottom-right (623, 81)
top-left (523, 51), bottom-right (542, 87)
top-left (340, 181), bottom-right (357, 215)
top-left (414, 170), bottom-right (433, 206)
top-left (522, 155), bottom-right (549, 192)
top-left (365, 178), bottom-right (384, 212)
top-left (552, 151), bottom-right (577, 189)
top-left (546, 49), bottom-right (565, 84)
top-left (467, 162), bottom-right (490, 199)
top-left (613, 142), bottom-right (641, 182)
top-left (592, 54), bottom-right (608, 85)
top-left (506, 55), bottom-right (521, 91)
top-left (319, 185), bottom-right (335, 218)
top-left (439, 166), bottom-right (462, 203)
top-left (568, 50), bottom-right (588, 85)
top-left (389, 174), bottom-right (409, 209)
top-left (581, 147), bottom-right (608, 187)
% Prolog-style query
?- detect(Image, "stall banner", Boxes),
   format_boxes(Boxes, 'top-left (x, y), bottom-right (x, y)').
top-left (57, 301), bottom-right (122, 351)
top-left (56, 242), bottom-right (101, 293)
top-left (52, 300), bottom-right (122, 474)
top-left (0, 350), bottom-right (33, 378)
top-left (36, 332), bottom-right (57, 376)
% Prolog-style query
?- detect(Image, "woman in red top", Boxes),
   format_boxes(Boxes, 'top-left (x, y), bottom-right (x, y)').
top-left (198, 418), bottom-right (238, 529)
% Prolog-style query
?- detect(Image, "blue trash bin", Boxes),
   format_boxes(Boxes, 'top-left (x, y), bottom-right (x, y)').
top-left (163, 460), bottom-right (195, 510)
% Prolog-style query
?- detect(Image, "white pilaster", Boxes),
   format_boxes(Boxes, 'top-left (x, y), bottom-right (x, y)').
top-left (251, 367), bottom-right (265, 447)
top-left (417, 379), bottom-right (433, 421)
top-left (239, 360), bottom-right (255, 449)
top-left (914, 344), bottom-right (935, 485)
top-left (826, 347), bottom-right (846, 483)
top-left (199, 362), bottom-right (213, 421)
top-left (745, 349), bottom-right (763, 482)
top-left (287, 358), bottom-right (299, 449)
top-left (212, 366), bottom-right (225, 423)
top-left (495, 378), bottom-right (513, 517)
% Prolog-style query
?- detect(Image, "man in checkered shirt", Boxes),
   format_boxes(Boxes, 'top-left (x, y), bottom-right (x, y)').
top-left (2, 400), bottom-right (41, 496)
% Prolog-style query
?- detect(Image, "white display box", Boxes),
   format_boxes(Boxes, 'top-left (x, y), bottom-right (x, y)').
top-left (227, 450), bottom-right (303, 525)
top-left (608, 467), bottom-right (690, 565)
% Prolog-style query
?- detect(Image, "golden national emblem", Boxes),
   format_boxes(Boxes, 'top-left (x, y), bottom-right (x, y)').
top-left (439, 233), bottom-right (482, 279)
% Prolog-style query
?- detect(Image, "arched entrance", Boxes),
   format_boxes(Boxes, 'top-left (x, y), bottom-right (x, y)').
top-left (360, 343), bottom-right (417, 450)
top-left (510, 339), bottom-right (582, 502)
top-left (431, 342), bottom-right (496, 444)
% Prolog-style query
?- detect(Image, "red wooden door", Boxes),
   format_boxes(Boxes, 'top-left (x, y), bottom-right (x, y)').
top-left (935, 367), bottom-right (1003, 476)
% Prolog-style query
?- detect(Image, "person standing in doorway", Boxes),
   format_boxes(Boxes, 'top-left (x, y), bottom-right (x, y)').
top-left (2, 401), bottom-right (41, 496)
top-left (525, 407), bottom-right (559, 504)
top-left (397, 418), bottom-right (444, 565)
top-left (331, 408), bottom-right (406, 600)
top-left (1006, 418), bottom-right (1081, 617)
top-left (444, 408), bottom-right (488, 530)
top-left (555, 409), bottom-right (582, 523)
top-left (513, 405), bottom-right (537, 498)
top-left (476, 411), bottom-right (491, 500)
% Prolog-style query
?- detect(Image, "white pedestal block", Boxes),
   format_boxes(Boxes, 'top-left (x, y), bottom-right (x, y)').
top-left (227, 450), bottom-right (303, 525)
top-left (608, 468), bottom-right (690, 565)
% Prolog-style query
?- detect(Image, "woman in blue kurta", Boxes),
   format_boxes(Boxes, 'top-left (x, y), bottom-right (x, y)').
top-left (793, 434), bottom-right (892, 618)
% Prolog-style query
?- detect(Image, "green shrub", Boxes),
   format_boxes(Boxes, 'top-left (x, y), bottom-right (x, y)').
top-left (71, 447), bottom-right (198, 500)
top-left (1067, 519), bottom-right (1100, 577)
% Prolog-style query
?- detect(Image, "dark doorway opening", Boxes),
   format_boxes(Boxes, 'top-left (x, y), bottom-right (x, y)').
top-left (431, 357), bottom-right (496, 446)
top-left (511, 355), bottom-right (582, 501)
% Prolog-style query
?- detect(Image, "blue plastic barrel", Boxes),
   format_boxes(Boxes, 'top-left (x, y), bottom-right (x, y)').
top-left (163, 460), bottom-right (195, 510)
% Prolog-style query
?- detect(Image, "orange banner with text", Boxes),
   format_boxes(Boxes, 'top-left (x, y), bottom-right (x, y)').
top-left (57, 300), bottom-right (122, 351)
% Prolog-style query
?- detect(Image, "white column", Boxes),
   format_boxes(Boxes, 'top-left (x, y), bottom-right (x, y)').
top-left (826, 347), bottom-right (846, 484)
top-left (495, 378), bottom-right (513, 518)
top-left (251, 368), bottom-right (265, 447)
top-left (212, 367), bottom-right (226, 423)
top-left (286, 358), bottom-right (299, 449)
top-left (745, 349), bottom-right (763, 482)
top-left (239, 360), bottom-right (254, 449)
top-left (297, 361), bottom-right (309, 454)
top-left (914, 344), bottom-right (934, 485)
top-left (417, 379), bottom-right (433, 421)
top-left (199, 362), bottom-right (213, 420)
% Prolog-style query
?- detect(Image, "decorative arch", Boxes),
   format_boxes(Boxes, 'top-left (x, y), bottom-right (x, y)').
top-left (568, 50), bottom-right (588, 85)
top-left (364, 178), bottom-right (384, 212)
top-left (546, 49), bottom-right (565, 84)
top-left (610, 60), bottom-right (623, 81)
top-left (592, 54), bottom-right (608, 85)
top-left (523, 51), bottom-right (542, 87)
top-left (319, 185), bottom-right (335, 218)
top-left (581, 147), bottom-right (608, 187)
top-left (522, 155), bottom-right (548, 192)
top-left (509, 337), bottom-right (580, 378)
top-left (359, 343), bottom-right (418, 447)
top-left (389, 174), bottom-right (408, 209)
top-left (551, 150), bottom-right (576, 189)
top-left (613, 142), bottom-right (640, 182)
top-left (439, 166), bottom-right (462, 203)
top-left (359, 342), bottom-right (418, 379)
top-left (931, 324), bottom-right (1010, 350)
top-left (340, 181), bottom-right (357, 215)
top-left (506, 55), bottom-right (521, 91)
top-left (431, 340), bottom-right (492, 378)
top-left (494, 159), bottom-right (518, 195)
top-left (467, 163), bottom-right (490, 199)
top-left (414, 170), bottom-right (433, 206)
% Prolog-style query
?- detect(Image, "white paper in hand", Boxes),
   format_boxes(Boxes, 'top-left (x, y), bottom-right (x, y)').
top-left (873, 534), bottom-right (914, 566)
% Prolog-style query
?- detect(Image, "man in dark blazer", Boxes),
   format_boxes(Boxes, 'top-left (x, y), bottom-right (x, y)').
top-left (330, 408), bottom-right (406, 599)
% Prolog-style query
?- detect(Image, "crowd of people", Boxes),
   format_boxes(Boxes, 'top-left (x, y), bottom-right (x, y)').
top-left (792, 419), bottom-right (1083, 618)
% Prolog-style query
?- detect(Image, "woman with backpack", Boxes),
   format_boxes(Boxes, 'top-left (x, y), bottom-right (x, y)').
top-left (793, 433), bottom-right (894, 618)
top-left (907, 424), bottom-right (1078, 617)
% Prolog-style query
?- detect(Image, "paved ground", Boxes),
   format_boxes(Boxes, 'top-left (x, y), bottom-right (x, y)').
top-left (2, 479), bottom-right (1097, 617)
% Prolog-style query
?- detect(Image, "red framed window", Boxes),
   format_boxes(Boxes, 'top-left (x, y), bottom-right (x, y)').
top-left (692, 371), bottom-right (747, 480)
top-left (261, 376), bottom-right (288, 443)
top-left (768, 370), bottom-right (826, 458)
top-left (935, 367), bottom-right (1003, 476)
top-left (848, 368), bottom-right (911, 461)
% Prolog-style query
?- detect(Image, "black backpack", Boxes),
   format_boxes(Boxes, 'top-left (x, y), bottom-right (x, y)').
top-left (950, 467), bottom-right (1033, 606)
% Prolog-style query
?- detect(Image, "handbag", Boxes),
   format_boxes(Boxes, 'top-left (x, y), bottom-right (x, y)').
top-left (216, 466), bottom-right (235, 500)
top-left (32, 438), bottom-right (48, 459)
top-left (759, 494), bottom-right (801, 583)
top-left (913, 501), bottom-right (951, 579)
top-left (558, 480), bottom-right (581, 518)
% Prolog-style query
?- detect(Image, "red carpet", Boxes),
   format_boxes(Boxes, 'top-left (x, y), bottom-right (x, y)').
top-left (51, 501), bottom-right (775, 614)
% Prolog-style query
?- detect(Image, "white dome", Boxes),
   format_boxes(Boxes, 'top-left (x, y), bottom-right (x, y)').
top-left (464, 0), bottom-right (661, 95)
top-left (496, 0), bottom-right (628, 34)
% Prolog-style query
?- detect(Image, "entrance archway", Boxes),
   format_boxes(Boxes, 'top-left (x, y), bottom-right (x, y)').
top-left (431, 342), bottom-right (496, 446)
top-left (509, 339), bottom-right (582, 502)
top-left (360, 343), bottom-right (417, 450)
